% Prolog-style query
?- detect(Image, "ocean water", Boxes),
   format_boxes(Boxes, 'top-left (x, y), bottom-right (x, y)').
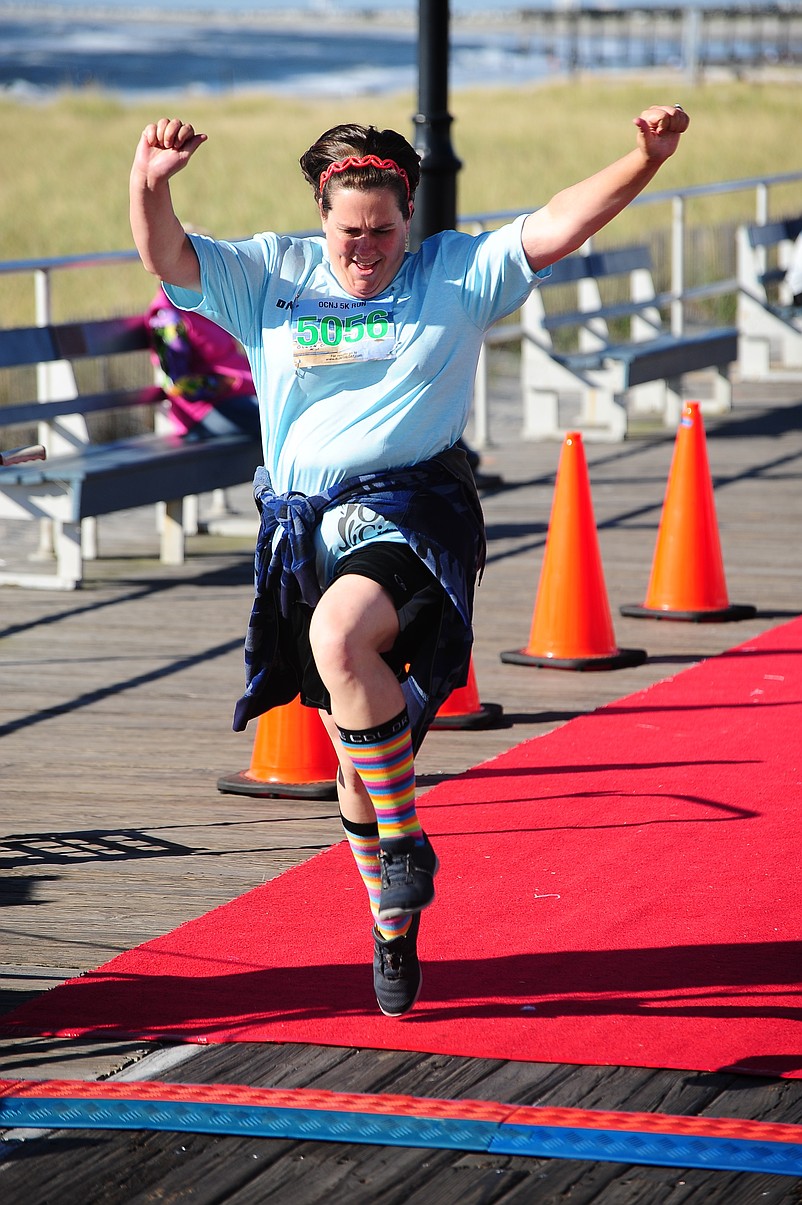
top-left (0, 16), bottom-right (555, 99)
top-left (0, 1), bottom-right (787, 101)
top-left (11, 0), bottom-right (775, 12)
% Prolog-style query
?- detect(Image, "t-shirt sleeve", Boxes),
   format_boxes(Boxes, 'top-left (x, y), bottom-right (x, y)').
top-left (163, 233), bottom-right (278, 346)
top-left (441, 215), bottom-right (550, 331)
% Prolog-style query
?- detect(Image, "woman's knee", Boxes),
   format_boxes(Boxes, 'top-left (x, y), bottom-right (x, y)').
top-left (308, 596), bottom-right (353, 680)
top-left (309, 577), bottom-right (398, 679)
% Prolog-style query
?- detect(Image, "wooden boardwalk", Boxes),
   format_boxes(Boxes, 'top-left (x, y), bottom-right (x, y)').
top-left (1, 372), bottom-right (801, 1202)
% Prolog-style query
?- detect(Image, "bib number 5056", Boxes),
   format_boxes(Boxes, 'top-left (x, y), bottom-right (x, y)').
top-left (295, 309), bottom-right (390, 348)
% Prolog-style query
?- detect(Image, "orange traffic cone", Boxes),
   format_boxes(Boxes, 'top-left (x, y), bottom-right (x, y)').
top-left (217, 695), bottom-right (339, 799)
top-left (621, 401), bottom-right (756, 622)
top-left (501, 431), bottom-right (646, 670)
top-left (431, 656), bottom-right (504, 729)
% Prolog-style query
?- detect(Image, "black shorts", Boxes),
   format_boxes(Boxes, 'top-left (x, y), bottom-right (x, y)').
top-left (293, 542), bottom-right (447, 712)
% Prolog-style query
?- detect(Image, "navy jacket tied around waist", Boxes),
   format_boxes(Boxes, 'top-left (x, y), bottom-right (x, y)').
top-left (232, 445), bottom-right (485, 750)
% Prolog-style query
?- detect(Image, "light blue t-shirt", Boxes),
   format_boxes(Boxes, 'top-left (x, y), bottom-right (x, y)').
top-left (165, 216), bottom-right (546, 581)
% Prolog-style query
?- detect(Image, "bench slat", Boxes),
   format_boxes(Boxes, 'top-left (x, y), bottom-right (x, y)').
top-left (0, 326), bottom-right (59, 369)
top-left (556, 328), bottom-right (738, 387)
top-left (0, 317), bottom-right (149, 370)
top-left (541, 244), bottom-right (653, 288)
top-left (623, 330), bottom-right (738, 388)
top-left (54, 317), bottom-right (149, 358)
top-left (747, 218), bottom-right (802, 249)
top-left (542, 293), bottom-right (671, 332)
top-left (1, 386), bottom-right (165, 429)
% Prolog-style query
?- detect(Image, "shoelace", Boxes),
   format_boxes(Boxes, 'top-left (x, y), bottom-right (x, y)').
top-left (383, 941), bottom-right (414, 973)
top-left (379, 850), bottom-right (415, 884)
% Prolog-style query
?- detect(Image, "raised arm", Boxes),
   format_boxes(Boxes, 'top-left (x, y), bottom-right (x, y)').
top-left (129, 118), bottom-right (207, 290)
top-left (522, 104), bottom-right (689, 272)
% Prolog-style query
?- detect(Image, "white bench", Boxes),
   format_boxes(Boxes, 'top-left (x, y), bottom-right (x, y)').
top-left (520, 244), bottom-right (738, 441)
top-left (0, 317), bottom-right (262, 589)
top-left (736, 217), bottom-right (802, 378)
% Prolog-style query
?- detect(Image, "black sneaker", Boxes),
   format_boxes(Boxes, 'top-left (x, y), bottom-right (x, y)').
top-left (373, 914), bottom-right (422, 1017)
top-left (377, 832), bottom-right (439, 921)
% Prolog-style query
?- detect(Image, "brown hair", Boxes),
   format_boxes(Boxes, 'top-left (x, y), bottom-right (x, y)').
top-left (300, 123), bottom-right (421, 220)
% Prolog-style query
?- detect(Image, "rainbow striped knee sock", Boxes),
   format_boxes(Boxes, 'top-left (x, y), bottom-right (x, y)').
top-left (337, 709), bottom-right (423, 847)
top-left (340, 814), bottom-right (411, 941)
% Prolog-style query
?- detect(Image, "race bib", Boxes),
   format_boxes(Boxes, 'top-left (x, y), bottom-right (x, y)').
top-left (291, 295), bottom-right (396, 368)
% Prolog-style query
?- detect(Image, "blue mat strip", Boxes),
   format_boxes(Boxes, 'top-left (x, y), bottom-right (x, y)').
top-left (2, 1095), bottom-right (801, 1176)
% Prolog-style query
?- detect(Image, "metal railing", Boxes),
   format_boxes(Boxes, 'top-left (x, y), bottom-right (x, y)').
top-left (2, 171), bottom-right (802, 444)
top-left (462, 170), bottom-right (802, 444)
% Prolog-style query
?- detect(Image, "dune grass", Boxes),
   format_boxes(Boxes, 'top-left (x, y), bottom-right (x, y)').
top-left (1, 75), bottom-right (800, 323)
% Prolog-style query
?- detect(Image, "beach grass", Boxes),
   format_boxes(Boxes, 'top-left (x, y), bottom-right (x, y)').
top-left (2, 75), bottom-right (800, 323)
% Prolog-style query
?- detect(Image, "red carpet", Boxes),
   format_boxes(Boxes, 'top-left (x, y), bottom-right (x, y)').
top-left (4, 617), bottom-right (802, 1078)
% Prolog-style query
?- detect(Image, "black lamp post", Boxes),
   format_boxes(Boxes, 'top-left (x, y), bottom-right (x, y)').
top-left (409, 0), bottom-right (462, 250)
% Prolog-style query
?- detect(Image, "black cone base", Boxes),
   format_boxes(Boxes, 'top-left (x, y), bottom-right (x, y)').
top-left (620, 602), bottom-right (757, 623)
top-left (430, 700), bottom-right (505, 730)
top-left (217, 770), bottom-right (337, 799)
top-left (500, 646), bottom-right (647, 671)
